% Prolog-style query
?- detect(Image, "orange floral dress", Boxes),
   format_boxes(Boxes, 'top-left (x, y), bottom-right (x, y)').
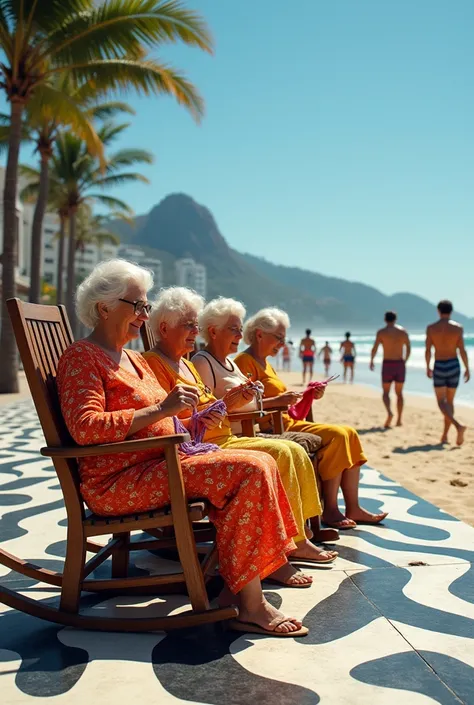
top-left (56, 341), bottom-right (297, 593)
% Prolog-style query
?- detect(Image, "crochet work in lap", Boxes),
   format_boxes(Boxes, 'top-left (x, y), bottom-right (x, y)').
top-left (173, 399), bottom-right (228, 455)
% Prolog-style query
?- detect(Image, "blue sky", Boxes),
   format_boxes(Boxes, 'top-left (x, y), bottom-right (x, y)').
top-left (7, 0), bottom-right (474, 315)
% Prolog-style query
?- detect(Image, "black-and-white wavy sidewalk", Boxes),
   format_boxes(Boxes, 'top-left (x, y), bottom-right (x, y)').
top-left (1, 399), bottom-right (473, 705)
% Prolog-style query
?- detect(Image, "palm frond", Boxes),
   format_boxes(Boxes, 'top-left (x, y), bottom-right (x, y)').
top-left (107, 148), bottom-right (154, 167)
top-left (43, 0), bottom-right (213, 67)
top-left (92, 172), bottom-right (150, 188)
top-left (47, 57), bottom-right (205, 121)
top-left (88, 100), bottom-right (135, 120)
top-left (86, 193), bottom-right (134, 213)
top-left (26, 82), bottom-right (104, 162)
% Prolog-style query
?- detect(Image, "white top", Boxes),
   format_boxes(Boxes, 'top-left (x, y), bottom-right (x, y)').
top-left (193, 351), bottom-right (258, 434)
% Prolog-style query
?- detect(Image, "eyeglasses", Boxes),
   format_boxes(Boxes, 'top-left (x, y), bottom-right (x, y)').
top-left (119, 298), bottom-right (152, 316)
top-left (180, 320), bottom-right (200, 331)
top-left (228, 326), bottom-right (243, 335)
top-left (270, 332), bottom-right (286, 344)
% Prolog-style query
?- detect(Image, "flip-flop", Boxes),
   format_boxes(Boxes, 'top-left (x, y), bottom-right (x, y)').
top-left (322, 518), bottom-right (357, 530)
top-left (229, 618), bottom-right (309, 638)
top-left (347, 513), bottom-right (388, 526)
top-left (263, 576), bottom-right (313, 588)
top-left (290, 552), bottom-right (338, 565)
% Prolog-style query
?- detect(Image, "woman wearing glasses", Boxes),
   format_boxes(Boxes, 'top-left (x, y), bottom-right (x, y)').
top-left (56, 260), bottom-right (314, 637)
top-left (235, 308), bottom-right (388, 530)
top-left (143, 287), bottom-right (338, 580)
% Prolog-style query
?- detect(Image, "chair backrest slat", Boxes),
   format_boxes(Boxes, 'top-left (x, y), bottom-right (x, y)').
top-left (141, 321), bottom-right (156, 352)
top-left (7, 299), bottom-right (74, 448)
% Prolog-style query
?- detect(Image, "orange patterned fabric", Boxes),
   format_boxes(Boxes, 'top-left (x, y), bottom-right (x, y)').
top-left (57, 341), bottom-right (297, 593)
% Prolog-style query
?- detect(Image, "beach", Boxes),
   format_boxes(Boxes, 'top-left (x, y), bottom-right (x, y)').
top-left (2, 368), bottom-right (473, 527)
top-left (280, 369), bottom-right (474, 527)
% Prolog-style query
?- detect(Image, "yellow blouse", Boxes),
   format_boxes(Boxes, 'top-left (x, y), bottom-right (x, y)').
top-left (234, 352), bottom-right (289, 431)
top-left (142, 351), bottom-right (233, 444)
top-left (234, 352), bottom-right (287, 396)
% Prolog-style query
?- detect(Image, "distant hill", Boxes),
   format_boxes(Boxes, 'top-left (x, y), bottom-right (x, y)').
top-left (106, 194), bottom-right (474, 328)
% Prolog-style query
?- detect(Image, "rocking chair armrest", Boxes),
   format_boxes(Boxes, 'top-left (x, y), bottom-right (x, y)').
top-left (227, 410), bottom-right (266, 422)
top-left (40, 433), bottom-right (190, 459)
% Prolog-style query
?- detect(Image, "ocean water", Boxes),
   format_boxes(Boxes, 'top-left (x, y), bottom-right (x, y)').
top-left (282, 331), bottom-right (474, 407)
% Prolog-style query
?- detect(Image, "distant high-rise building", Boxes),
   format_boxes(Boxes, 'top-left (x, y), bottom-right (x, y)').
top-left (175, 257), bottom-right (207, 298)
top-left (117, 245), bottom-right (163, 293)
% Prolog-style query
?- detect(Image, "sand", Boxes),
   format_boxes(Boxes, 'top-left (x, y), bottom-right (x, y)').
top-left (2, 368), bottom-right (473, 527)
top-left (280, 370), bottom-right (474, 527)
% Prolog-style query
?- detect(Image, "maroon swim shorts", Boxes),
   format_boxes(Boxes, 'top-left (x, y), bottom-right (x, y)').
top-left (382, 360), bottom-right (406, 384)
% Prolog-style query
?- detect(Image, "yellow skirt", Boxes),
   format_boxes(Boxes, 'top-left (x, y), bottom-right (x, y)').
top-left (216, 435), bottom-right (322, 543)
top-left (283, 415), bottom-right (367, 481)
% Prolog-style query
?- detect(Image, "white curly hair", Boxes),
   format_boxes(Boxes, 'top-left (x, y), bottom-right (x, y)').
top-left (198, 297), bottom-right (246, 343)
top-left (243, 307), bottom-right (290, 345)
top-left (149, 286), bottom-right (204, 339)
top-left (75, 259), bottom-right (154, 329)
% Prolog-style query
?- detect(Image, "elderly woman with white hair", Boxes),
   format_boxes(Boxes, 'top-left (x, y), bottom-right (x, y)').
top-left (56, 260), bottom-right (310, 638)
top-left (143, 288), bottom-right (337, 580)
top-left (235, 308), bottom-right (388, 530)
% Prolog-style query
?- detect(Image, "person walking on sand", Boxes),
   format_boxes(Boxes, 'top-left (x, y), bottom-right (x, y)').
top-left (370, 311), bottom-right (411, 428)
top-left (426, 300), bottom-right (470, 446)
top-left (340, 332), bottom-right (355, 383)
top-left (319, 342), bottom-right (333, 376)
top-left (300, 329), bottom-right (316, 385)
top-left (282, 341), bottom-right (292, 372)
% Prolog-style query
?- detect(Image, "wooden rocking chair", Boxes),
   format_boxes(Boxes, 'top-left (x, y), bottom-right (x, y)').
top-left (0, 298), bottom-right (238, 632)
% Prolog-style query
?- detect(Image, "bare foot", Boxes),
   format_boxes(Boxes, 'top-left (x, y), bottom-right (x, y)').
top-left (384, 412), bottom-right (394, 428)
top-left (290, 539), bottom-right (338, 563)
top-left (346, 508), bottom-right (388, 524)
top-left (456, 426), bottom-right (466, 446)
top-left (238, 599), bottom-right (303, 634)
top-left (441, 435), bottom-right (449, 444)
top-left (267, 563), bottom-right (313, 586)
top-left (311, 526), bottom-right (340, 542)
top-left (396, 418), bottom-right (402, 427)
top-left (322, 509), bottom-right (356, 529)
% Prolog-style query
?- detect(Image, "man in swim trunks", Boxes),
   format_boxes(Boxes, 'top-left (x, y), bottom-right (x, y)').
top-left (426, 300), bottom-right (470, 446)
top-left (340, 332), bottom-right (355, 383)
top-left (318, 341), bottom-right (333, 376)
top-left (370, 311), bottom-right (411, 428)
top-left (300, 329), bottom-right (316, 384)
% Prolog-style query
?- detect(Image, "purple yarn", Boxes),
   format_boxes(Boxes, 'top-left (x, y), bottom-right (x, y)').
top-left (173, 399), bottom-right (228, 456)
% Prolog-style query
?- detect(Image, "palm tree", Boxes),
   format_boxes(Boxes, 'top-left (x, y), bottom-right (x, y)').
top-left (0, 0), bottom-right (212, 393)
top-left (22, 122), bottom-right (153, 330)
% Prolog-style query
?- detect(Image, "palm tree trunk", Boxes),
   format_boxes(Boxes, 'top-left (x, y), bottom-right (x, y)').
top-left (29, 149), bottom-right (51, 303)
top-left (0, 100), bottom-right (24, 393)
top-left (56, 213), bottom-right (66, 304)
top-left (66, 208), bottom-right (77, 332)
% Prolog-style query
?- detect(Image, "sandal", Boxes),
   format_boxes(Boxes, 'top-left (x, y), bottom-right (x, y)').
top-left (229, 618), bottom-right (309, 638)
top-left (290, 551), bottom-right (338, 565)
top-left (264, 575), bottom-right (313, 589)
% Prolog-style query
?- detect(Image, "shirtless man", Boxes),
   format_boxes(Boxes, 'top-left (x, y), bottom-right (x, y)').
top-left (319, 341), bottom-right (333, 376)
top-left (426, 300), bottom-right (470, 445)
top-left (340, 332), bottom-right (355, 382)
top-left (300, 329), bottom-right (316, 384)
top-left (370, 311), bottom-right (411, 427)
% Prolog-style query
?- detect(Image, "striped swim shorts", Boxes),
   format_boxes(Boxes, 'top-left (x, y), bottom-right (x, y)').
top-left (433, 358), bottom-right (461, 389)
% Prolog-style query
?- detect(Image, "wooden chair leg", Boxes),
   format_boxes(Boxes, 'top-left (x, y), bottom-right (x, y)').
top-left (165, 445), bottom-right (210, 612)
top-left (112, 532), bottom-right (130, 578)
top-left (60, 527), bottom-right (87, 613)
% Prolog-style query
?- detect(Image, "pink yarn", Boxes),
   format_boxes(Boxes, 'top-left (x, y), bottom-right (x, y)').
top-left (288, 376), bottom-right (338, 421)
